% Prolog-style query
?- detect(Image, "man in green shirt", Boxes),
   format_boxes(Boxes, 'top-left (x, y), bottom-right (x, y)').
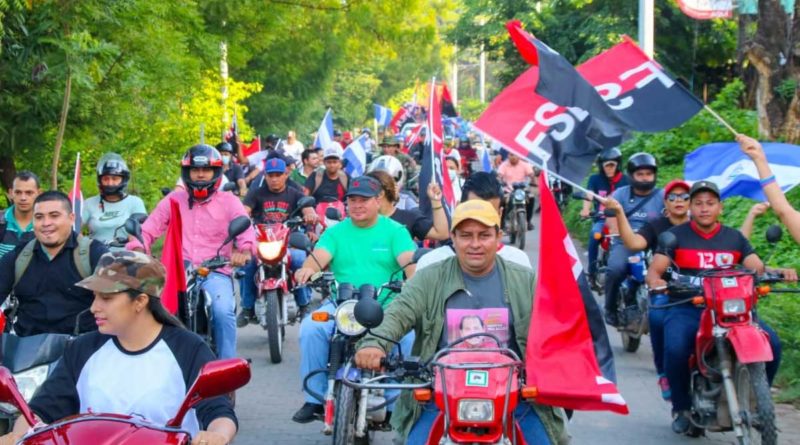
top-left (289, 149), bottom-right (320, 185)
top-left (292, 175), bottom-right (417, 423)
top-left (0, 171), bottom-right (40, 258)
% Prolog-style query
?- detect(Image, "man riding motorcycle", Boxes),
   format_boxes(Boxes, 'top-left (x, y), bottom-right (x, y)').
top-left (0, 171), bottom-right (40, 258)
top-left (291, 176), bottom-right (417, 423)
top-left (216, 142), bottom-right (248, 197)
top-left (496, 153), bottom-right (535, 231)
top-left (304, 143), bottom-right (349, 205)
top-left (580, 147), bottom-right (629, 287)
top-left (0, 191), bottom-right (108, 335)
top-left (238, 157), bottom-right (318, 326)
top-left (604, 179), bottom-right (691, 400)
top-left (354, 200), bottom-right (568, 445)
top-left (603, 152), bottom-right (664, 327)
top-left (82, 153), bottom-right (147, 248)
top-left (126, 144), bottom-right (255, 359)
top-left (645, 180), bottom-right (795, 435)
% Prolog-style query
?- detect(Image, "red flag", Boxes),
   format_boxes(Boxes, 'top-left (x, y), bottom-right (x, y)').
top-left (241, 138), bottom-right (261, 157)
top-left (525, 172), bottom-right (629, 414)
top-left (160, 199), bottom-right (186, 315)
top-left (439, 83), bottom-right (458, 117)
top-left (427, 80), bottom-right (455, 212)
top-left (68, 153), bottom-right (83, 233)
top-left (388, 106), bottom-right (409, 132)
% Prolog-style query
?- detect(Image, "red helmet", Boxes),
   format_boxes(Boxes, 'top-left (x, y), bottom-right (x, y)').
top-left (181, 144), bottom-right (224, 203)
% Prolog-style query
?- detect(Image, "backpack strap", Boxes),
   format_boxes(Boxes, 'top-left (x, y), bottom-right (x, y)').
top-left (73, 235), bottom-right (93, 279)
top-left (337, 171), bottom-right (349, 191)
top-left (13, 239), bottom-right (37, 289)
top-left (313, 171), bottom-right (323, 196)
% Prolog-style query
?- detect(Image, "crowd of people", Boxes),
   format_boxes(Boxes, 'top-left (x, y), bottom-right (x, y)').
top-left (0, 126), bottom-right (798, 444)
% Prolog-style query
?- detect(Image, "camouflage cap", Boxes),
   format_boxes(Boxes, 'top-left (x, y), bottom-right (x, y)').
top-left (76, 250), bottom-right (166, 297)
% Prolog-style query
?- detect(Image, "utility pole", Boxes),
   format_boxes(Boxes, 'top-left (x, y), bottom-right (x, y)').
top-left (480, 43), bottom-right (486, 103)
top-left (638, 0), bottom-right (654, 58)
top-left (220, 40), bottom-right (229, 126)
top-left (452, 44), bottom-right (458, 108)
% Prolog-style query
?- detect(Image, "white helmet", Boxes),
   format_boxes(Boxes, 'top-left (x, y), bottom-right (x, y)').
top-left (368, 155), bottom-right (405, 189)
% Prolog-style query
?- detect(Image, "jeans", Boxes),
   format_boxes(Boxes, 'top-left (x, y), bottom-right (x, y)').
top-left (663, 305), bottom-right (782, 412)
top-left (406, 401), bottom-right (551, 445)
top-left (201, 272), bottom-right (237, 359)
top-left (587, 220), bottom-right (605, 276)
top-left (240, 248), bottom-right (310, 310)
top-left (603, 242), bottom-right (634, 314)
top-left (299, 300), bottom-right (414, 407)
top-left (649, 293), bottom-right (668, 375)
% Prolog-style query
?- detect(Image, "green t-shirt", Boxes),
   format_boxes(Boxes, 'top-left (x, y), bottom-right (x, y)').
top-left (317, 215), bottom-right (416, 304)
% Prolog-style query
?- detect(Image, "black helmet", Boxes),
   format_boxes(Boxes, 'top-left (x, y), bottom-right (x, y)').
top-left (180, 144), bottom-right (224, 203)
top-left (626, 152), bottom-right (658, 191)
top-left (215, 141), bottom-right (234, 154)
top-left (596, 147), bottom-right (622, 172)
top-left (96, 153), bottom-right (130, 198)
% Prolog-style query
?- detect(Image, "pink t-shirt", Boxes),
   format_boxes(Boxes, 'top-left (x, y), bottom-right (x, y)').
top-left (497, 160), bottom-right (533, 184)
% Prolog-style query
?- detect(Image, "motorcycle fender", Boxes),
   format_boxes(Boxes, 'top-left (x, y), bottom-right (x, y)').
top-left (335, 367), bottom-right (361, 382)
top-left (260, 278), bottom-right (287, 292)
top-left (727, 325), bottom-right (773, 364)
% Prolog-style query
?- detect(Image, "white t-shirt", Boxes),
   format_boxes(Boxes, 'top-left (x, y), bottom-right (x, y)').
top-left (283, 140), bottom-right (305, 162)
top-left (82, 195), bottom-right (147, 246)
top-left (416, 244), bottom-right (531, 271)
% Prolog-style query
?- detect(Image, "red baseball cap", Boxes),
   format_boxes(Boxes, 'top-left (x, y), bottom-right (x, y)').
top-left (664, 179), bottom-right (690, 195)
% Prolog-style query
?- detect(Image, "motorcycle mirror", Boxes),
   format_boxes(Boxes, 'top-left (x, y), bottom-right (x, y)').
top-left (0, 367), bottom-right (37, 427)
top-left (160, 187), bottom-right (172, 197)
top-left (222, 181), bottom-right (238, 192)
top-left (358, 284), bottom-right (376, 301)
top-left (167, 358), bottom-right (251, 428)
top-left (226, 216), bottom-right (251, 242)
top-left (412, 248), bottom-right (432, 264)
top-left (766, 225), bottom-right (783, 244)
top-left (288, 232), bottom-right (311, 252)
top-left (325, 207), bottom-right (343, 222)
top-left (353, 297), bottom-right (384, 330)
top-left (297, 196), bottom-right (316, 209)
top-left (657, 232), bottom-right (678, 251)
top-left (124, 218), bottom-right (144, 245)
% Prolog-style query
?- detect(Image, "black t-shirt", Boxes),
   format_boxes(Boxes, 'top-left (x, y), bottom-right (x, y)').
top-left (658, 222), bottom-right (756, 277)
top-left (304, 171), bottom-right (348, 203)
top-left (636, 216), bottom-right (675, 251)
top-left (390, 208), bottom-right (433, 240)
top-left (243, 184), bottom-right (305, 225)
top-left (223, 164), bottom-right (244, 183)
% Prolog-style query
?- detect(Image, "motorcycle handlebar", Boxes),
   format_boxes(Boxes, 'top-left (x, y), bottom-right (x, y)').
top-left (340, 361), bottom-right (430, 391)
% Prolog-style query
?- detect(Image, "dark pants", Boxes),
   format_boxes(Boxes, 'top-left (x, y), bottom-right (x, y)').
top-left (587, 220), bottom-right (605, 276)
top-left (663, 305), bottom-right (782, 412)
top-left (603, 242), bottom-right (633, 314)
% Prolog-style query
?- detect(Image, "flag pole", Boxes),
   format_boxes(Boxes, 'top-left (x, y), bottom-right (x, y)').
top-left (703, 105), bottom-right (738, 136)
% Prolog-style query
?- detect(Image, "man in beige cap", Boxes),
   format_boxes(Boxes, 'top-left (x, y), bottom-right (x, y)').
top-left (354, 200), bottom-right (567, 445)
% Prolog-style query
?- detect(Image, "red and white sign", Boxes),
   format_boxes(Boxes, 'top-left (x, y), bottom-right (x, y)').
top-left (677, 0), bottom-right (734, 20)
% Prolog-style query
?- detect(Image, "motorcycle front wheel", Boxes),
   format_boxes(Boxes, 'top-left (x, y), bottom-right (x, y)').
top-left (516, 211), bottom-right (526, 250)
top-left (265, 290), bottom-right (283, 364)
top-left (735, 361), bottom-right (776, 445)
top-left (333, 384), bottom-right (370, 445)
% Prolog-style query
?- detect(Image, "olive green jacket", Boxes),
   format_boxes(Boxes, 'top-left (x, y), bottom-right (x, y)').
top-left (357, 255), bottom-right (568, 443)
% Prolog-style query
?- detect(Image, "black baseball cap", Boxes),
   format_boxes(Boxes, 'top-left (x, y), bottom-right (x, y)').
top-left (689, 180), bottom-right (721, 199)
top-left (345, 176), bottom-right (382, 198)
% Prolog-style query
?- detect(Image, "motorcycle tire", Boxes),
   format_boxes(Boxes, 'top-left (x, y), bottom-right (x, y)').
top-left (507, 214), bottom-right (517, 244)
top-left (735, 361), bottom-right (777, 445)
top-left (516, 212), bottom-right (526, 250)
top-left (620, 331), bottom-right (641, 353)
top-left (333, 384), bottom-right (370, 445)
top-left (266, 290), bottom-right (283, 364)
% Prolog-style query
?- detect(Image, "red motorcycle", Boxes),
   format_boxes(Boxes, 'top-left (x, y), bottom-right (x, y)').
top-left (655, 229), bottom-right (799, 444)
top-left (0, 358), bottom-right (251, 444)
top-left (344, 298), bottom-right (536, 444)
top-left (253, 196), bottom-right (316, 364)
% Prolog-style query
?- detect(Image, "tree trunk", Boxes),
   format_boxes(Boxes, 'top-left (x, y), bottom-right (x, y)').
top-left (51, 68), bottom-right (72, 189)
top-left (741, 0), bottom-right (799, 141)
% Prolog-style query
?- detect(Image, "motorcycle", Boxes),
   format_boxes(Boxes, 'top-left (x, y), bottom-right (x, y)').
top-left (344, 297), bottom-right (535, 445)
top-left (0, 358), bottom-right (251, 444)
top-left (504, 181), bottom-right (531, 250)
top-left (548, 176), bottom-right (571, 211)
top-left (614, 251), bottom-right (650, 353)
top-left (253, 196), bottom-right (316, 364)
top-left (652, 226), bottom-right (799, 443)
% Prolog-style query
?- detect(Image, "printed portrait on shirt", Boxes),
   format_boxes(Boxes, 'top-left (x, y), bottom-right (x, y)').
top-left (445, 308), bottom-right (509, 349)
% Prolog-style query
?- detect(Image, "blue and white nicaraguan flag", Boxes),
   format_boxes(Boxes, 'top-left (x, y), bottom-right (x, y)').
top-left (343, 134), bottom-right (369, 176)
top-left (684, 142), bottom-right (800, 201)
top-left (313, 108), bottom-right (334, 149)
top-left (373, 104), bottom-right (393, 127)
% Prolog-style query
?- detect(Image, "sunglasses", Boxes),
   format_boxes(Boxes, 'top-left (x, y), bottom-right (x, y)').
top-left (667, 193), bottom-right (690, 202)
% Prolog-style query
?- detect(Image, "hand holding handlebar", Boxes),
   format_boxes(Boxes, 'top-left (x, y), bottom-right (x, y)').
top-left (355, 346), bottom-right (386, 371)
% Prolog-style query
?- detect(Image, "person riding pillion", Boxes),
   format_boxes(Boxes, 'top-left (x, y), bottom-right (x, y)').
top-left (82, 153), bottom-right (147, 248)
top-left (126, 144), bottom-right (256, 360)
top-left (354, 200), bottom-right (568, 445)
top-left (0, 171), bottom-right (40, 258)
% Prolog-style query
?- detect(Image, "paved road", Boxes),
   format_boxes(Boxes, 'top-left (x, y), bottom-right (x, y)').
top-left (233, 214), bottom-right (800, 444)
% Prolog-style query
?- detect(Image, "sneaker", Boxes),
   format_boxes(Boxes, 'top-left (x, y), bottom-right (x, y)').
top-left (658, 375), bottom-right (671, 401)
top-left (604, 310), bottom-right (620, 327)
top-left (236, 308), bottom-right (255, 328)
top-left (671, 411), bottom-right (691, 434)
top-left (292, 402), bottom-right (324, 424)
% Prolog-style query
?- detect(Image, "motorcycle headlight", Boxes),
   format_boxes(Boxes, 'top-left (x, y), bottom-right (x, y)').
top-left (334, 300), bottom-right (366, 336)
top-left (257, 241), bottom-right (283, 261)
top-left (722, 298), bottom-right (747, 315)
top-left (457, 399), bottom-right (494, 423)
top-left (16, 365), bottom-right (49, 402)
top-left (513, 190), bottom-right (526, 201)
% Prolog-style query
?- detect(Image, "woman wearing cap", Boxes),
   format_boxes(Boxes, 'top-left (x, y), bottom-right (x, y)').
top-left (366, 170), bottom-right (449, 241)
top-left (737, 134), bottom-right (800, 243)
top-left (0, 251), bottom-right (238, 445)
